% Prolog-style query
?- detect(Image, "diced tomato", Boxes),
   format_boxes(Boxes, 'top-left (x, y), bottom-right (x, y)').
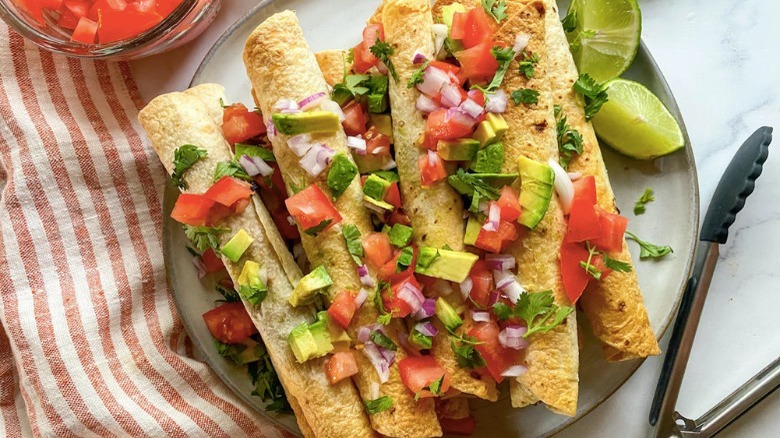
top-left (201, 248), bottom-right (224, 273)
top-left (202, 302), bottom-right (257, 344)
top-left (590, 207), bottom-right (628, 253)
top-left (365, 126), bottom-right (392, 157)
top-left (398, 356), bottom-right (450, 398)
top-left (462, 7), bottom-right (494, 49)
top-left (285, 184), bottom-right (342, 233)
top-left (155, 0), bottom-right (181, 17)
top-left (440, 416), bottom-right (477, 436)
top-left (560, 241), bottom-right (591, 304)
top-left (71, 17), bottom-right (98, 44)
top-left (171, 193), bottom-right (214, 226)
top-left (449, 11), bottom-right (468, 40)
top-left (474, 221), bottom-right (518, 254)
top-left (204, 176), bottom-right (253, 207)
top-left (496, 187), bottom-right (521, 222)
top-left (423, 109), bottom-right (477, 149)
top-left (468, 321), bottom-right (516, 383)
top-left (127, 0), bottom-right (155, 12)
top-left (467, 260), bottom-right (493, 308)
top-left (97, 9), bottom-right (163, 44)
top-left (352, 42), bottom-right (374, 74)
top-left (64, 0), bottom-right (89, 18)
top-left (222, 103), bottom-right (266, 146)
top-left (467, 88), bottom-right (486, 107)
top-left (591, 254), bottom-right (612, 281)
top-left (363, 23), bottom-right (385, 47)
top-left (325, 351), bottom-right (359, 385)
top-left (418, 151), bottom-right (447, 186)
top-left (362, 232), bottom-right (394, 270)
top-left (58, 10), bottom-right (80, 29)
top-left (429, 60), bottom-right (467, 86)
top-left (566, 176), bottom-right (601, 243)
top-left (387, 209), bottom-right (412, 226)
top-left (342, 101), bottom-right (367, 136)
top-left (384, 182), bottom-right (402, 209)
top-left (327, 290), bottom-right (359, 329)
top-left (383, 275), bottom-right (421, 318)
top-left (455, 42), bottom-right (500, 84)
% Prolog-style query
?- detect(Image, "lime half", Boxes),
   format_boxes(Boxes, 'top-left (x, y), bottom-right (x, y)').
top-left (566, 0), bottom-right (642, 83)
top-left (591, 79), bottom-right (685, 160)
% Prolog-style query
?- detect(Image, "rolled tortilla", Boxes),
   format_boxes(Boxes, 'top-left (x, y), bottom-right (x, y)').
top-left (138, 86), bottom-right (373, 437)
top-left (243, 12), bottom-right (441, 437)
top-left (543, 0), bottom-right (660, 361)
top-left (383, 0), bottom-right (499, 402)
top-left (314, 50), bottom-right (352, 87)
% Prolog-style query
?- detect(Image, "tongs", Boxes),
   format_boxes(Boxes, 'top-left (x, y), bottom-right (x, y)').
top-left (650, 126), bottom-right (774, 438)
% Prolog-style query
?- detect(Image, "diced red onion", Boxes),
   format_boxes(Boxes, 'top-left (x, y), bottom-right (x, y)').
top-left (427, 149), bottom-right (437, 167)
top-left (482, 202), bottom-right (501, 231)
top-left (357, 265), bottom-right (375, 287)
top-left (273, 98), bottom-right (300, 114)
top-left (444, 106), bottom-right (477, 128)
top-left (265, 117), bottom-right (277, 140)
top-left (485, 90), bottom-right (508, 113)
top-left (380, 346), bottom-right (395, 364)
top-left (357, 326), bottom-right (372, 343)
top-left (488, 290), bottom-right (500, 306)
top-left (380, 159), bottom-right (397, 171)
top-left (505, 283), bottom-right (525, 305)
top-left (499, 325), bottom-right (529, 350)
top-left (413, 298), bottom-right (436, 320)
top-left (320, 100), bottom-right (346, 121)
top-left (471, 310), bottom-right (491, 322)
top-left (513, 33), bottom-right (530, 55)
top-left (412, 51), bottom-right (428, 64)
top-left (467, 89), bottom-right (482, 101)
top-left (478, 200), bottom-right (489, 214)
top-left (485, 254), bottom-right (516, 272)
top-left (355, 288), bottom-right (369, 308)
top-left (459, 277), bottom-right (473, 300)
top-left (286, 215), bottom-right (295, 226)
top-left (432, 23), bottom-right (448, 58)
top-left (363, 341), bottom-right (391, 383)
top-left (376, 61), bottom-right (389, 75)
top-left (192, 256), bottom-right (206, 279)
top-left (568, 171), bottom-right (582, 181)
top-left (501, 364), bottom-right (528, 377)
top-left (397, 281), bottom-right (425, 313)
top-left (239, 154), bottom-right (273, 177)
top-left (548, 157), bottom-right (574, 214)
top-left (372, 147), bottom-right (387, 156)
top-left (414, 321), bottom-right (439, 337)
top-left (347, 135), bottom-right (367, 155)
top-left (440, 82), bottom-right (463, 108)
top-left (494, 270), bottom-right (525, 303)
top-left (417, 66), bottom-right (451, 96)
top-left (287, 133), bottom-right (314, 157)
top-left (416, 94), bottom-right (441, 113)
top-left (297, 92), bottom-right (327, 111)
top-left (299, 144), bottom-right (335, 177)
top-left (460, 98), bottom-right (485, 119)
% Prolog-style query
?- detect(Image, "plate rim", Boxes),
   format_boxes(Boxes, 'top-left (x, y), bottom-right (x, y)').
top-left (173, 1), bottom-right (701, 436)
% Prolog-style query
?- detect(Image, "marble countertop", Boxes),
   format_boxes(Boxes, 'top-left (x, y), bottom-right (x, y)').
top-left (131, 0), bottom-right (780, 436)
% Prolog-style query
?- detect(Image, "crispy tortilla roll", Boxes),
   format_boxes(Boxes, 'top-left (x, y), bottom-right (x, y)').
top-left (315, 50), bottom-right (352, 87)
top-left (138, 86), bottom-right (373, 438)
top-left (243, 12), bottom-right (441, 437)
top-left (543, 0), bottom-right (660, 361)
top-left (383, 0), bottom-right (499, 402)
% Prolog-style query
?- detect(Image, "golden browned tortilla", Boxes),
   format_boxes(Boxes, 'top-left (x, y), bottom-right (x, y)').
top-left (315, 50), bottom-right (352, 87)
top-left (138, 85), bottom-right (373, 438)
top-left (543, 0), bottom-right (660, 361)
top-left (243, 11), bottom-right (441, 437)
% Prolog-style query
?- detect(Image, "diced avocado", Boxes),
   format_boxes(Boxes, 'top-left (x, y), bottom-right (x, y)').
top-left (287, 318), bottom-right (333, 363)
top-left (272, 111), bottom-right (341, 135)
top-left (234, 143), bottom-right (275, 162)
top-left (310, 311), bottom-right (335, 355)
top-left (327, 153), bottom-right (358, 198)
top-left (435, 297), bottom-right (463, 331)
top-left (473, 120), bottom-right (497, 147)
top-left (416, 247), bottom-right (440, 270)
top-left (363, 195), bottom-right (395, 212)
top-left (441, 3), bottom-right (466, 53)
top-left (464, 216), bottom-right (482, 246)
top-left (438, 138), bottom-right (480, 161)
top-left (372, 170), bottom-right (400, 183)
top-left (408, 329), bottom-right (433, 350)
top-left (369, 114), bottom-right (394, 142)
top-left (290, 265), bottom-right (333, 307)
top-left (327, 316), bottom-right (353, 350)
top-left (486, 113), bottom-right (509, 138)
top-left (354, 154), bottom-right (391, 174)
top-left (470, 142), bottom-right (504, 173)
top-left (415, 247), bottom-right (479, 283)
top-left (517, 155), bottom-right (554, 229)
top-left (366, 75), bottom-right (389, 113)
top-left (476, 172), bottom-right (519, 187)
top-left (363, 174), bottom-right (392, 201)
top-left (221, 229), bottom-right (253, 263)
top-left (388, 224), bottom-right (414, 247)
top-left (237, 260), bottom-right (267, 305)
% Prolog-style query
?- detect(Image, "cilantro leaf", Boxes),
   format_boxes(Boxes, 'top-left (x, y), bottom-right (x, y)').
top-left (447, 168), bottom-right (503, 211)
top-left (573, 73), bottom-right (609, 120)
top-left (561, 10), bottom-right (577, 33)
top-left (247, 344), bottom-right (292, 413)
top-left (374, 283), bottom-right (392, 325)
top-left (517, 51), bottom-right (539, 79)
top-left (407, 60), bottom-right (430, 89)
top-left (554, 105), bottom-right (584, 169)
top-left (216, 283), bottom-right (241, 303)
top-left (396, 246), bottom-right (415, 272)
top-left (214, 160), bottom-right (252, 182)
top-left (417, 374), bottom-right (445, 400)
top-left (370, 330), bottom-right (398, 351)
top-left (304, 219), bottom-right (333, 237)
top-left (634, 188), bottom-right (655, 215)
top-left (511, 88), bottom-right (540, 105)
top-left (364, 396), bottom-right (393, 414)
top-left (492, 302), bottom-right (514, 320)
top-left (626, 232), bottom-right (673, 259)
top-left (215, 339), bottom-right (247, 365)
top-left (342, 224), bottom-right (364, 265)
top-left (183, 225), bottom-right (230, 252)
top-left (332, 74), bottom-right (370, 106)
top-left (480, 46), bottom-right (515, 93)
top-left (370, 39), bottom-right (398, 82)
top-left (450, 333), bottom-right (486, 369)
top-left (604, 256), bottom-right (632, 273)
top-left (579, 243), bottom-right (602, 280)
top-left (171, 144), bottom-right (207, 189)
top-left (481, 0), bottom-right (508, 22)
top-left (514, 290), bottom-right (574, 338)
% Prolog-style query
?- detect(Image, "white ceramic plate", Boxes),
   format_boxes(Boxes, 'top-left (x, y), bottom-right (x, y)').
top-left (163, 0), bottom-right (700, 436)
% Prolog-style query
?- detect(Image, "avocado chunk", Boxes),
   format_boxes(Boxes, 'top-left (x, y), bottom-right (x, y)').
top-left (272, 111), bottom-right (341, 135)
top-left (363, 195), bottom-right (395, 213)
top-left (486, 113), bottom-right (509, 138)
top-left (237, 260), bottom-right (267, 305)
top-left (408, 329), bottom-right (433, 350)
top-left (310, 311), bottom-right (336, 353)
top-left (221, 229), bottom-right (253, 263)
top-left (464, 216), bottom-right (482, 246)
top-left (441, 3), bottom-right (466, 53)
top-left (414, 247), bottom-right (478, 283)
top-left (369, 114), bottom-right (394, 142)
top-left (372, 170), bottom-right (400, 183)
top-left (363, 174), bottom-right (392, 201)
top-left (366, 75), bottom-right (389, 113)
top-left (473, 120), bottom-right (498, 147)
top-left (435, 297), bottom-right (463, 331)
top-left (388, 224), bottom-right (414, 247)
top-left (234, 143), bottom-right (275, 162)
top-left (287, 316), bottom-right (334, 363)
top-left (438, 138), bottom-right (479, 161)
top-left (354, 154), bottom-right (392, 174)
top-left (470, 142), bottom-right (504, 173)
top-left (476, 173), bottom-right (519, 187)
top-left (290, 265), bottom-right (333, 307)
top-left (327, 153), bottom-right (358, 198)
top-left (517, 155), bottom-right (554, 229)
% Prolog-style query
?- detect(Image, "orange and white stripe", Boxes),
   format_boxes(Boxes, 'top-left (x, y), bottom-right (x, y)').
top-left (0, 23), bottom-right (292, 437)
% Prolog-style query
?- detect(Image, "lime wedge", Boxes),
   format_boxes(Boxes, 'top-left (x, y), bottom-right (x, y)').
top-left (591, 79), bottom-right (685, 160)
top-left (566, 0), bottom-right (641, 83)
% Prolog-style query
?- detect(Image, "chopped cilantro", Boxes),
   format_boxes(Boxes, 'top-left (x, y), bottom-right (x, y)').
top-left (573, 73), bottom-right (609, 120)
top-left (304, 219), bottom-right (333, 237)
top-left (171, 144), bottom-right (207, 189)
top-left (481, 0), bottom-right (507, 22)
top-left (342, 224), bottom-right (364, 265)
top-left (213, 160), bottom-right (252, 182)
top-left (370, 39), bottom-right (398, 82)
top-left (554, 104), bottom-right (584, 169)
top-left (450, 333), bottom-right (486, 369)
top-left (364, 396), bottom-right (393, 414)
top-left (215, 339), bottom-right (247, 365)
top-left (331, 74), bottom-right (370, 106)
top-left (447, 168), bottom-right (502, 211)
top-left (511, 88), bottom-right (540, 105)
top-left (579, 243), bottom-right (602, 280)
top-left (374, 283), bottom-right (392, 325)
top-left (248, 350), bottom-right (292, 413)
top-left (496, 290), bottom-right (574, 338)
top-left (634, 188), bottom-right (655, 215)
top-left (481, 46), bottom-right (515, 93)
top-left (407, 60), bottom-right (430, 89)
top-left (561, 10), bottom-right (577, 33)
top-left (492, 302), bottom-right (513, 320)
top-left (395, 246), bottom-right (415, 272)
top-left (417, 374), bottom-right (445, 400)
top-left (517, 51), bottom-right (539, 79)
top-left (604, 256), bottom-right (632, 273)
top-left (370, 330), bottom-right (398, 351)
top-left (216, 283), bottom-right (241, 303)
top-left (183, 225), bottom-right (230, 252)
top-left (626, 232), bottom-right (673, 259)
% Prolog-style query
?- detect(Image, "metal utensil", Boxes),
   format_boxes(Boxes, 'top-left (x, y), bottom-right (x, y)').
top-left (650, 126), bottom-right (773, 438)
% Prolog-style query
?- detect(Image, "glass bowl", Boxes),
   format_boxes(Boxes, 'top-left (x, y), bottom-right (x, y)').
top-left (0, 0), bottom-right (223, 60)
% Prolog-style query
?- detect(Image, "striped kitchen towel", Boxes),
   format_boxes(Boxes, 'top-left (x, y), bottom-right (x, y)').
top-left (0, 23), bottom-right (292, 438)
